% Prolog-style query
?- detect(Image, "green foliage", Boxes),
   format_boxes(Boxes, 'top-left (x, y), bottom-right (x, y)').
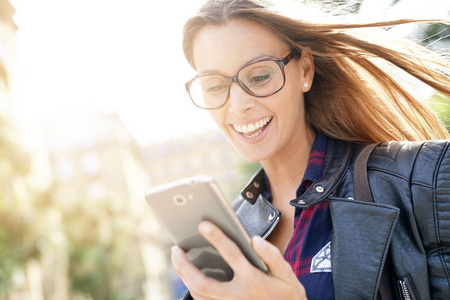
top-left (421, 23), bottom-right (450, 46)
top-left (0, 116), bottom-right (145, 298)
top-left (61, 196), bottom-right (145, 300)
top-left (239, 161), bottom-right (261, 182)
top-left (428, 94), bottom-right (450, 131)
top-left (0, 117), bottom-right (48, 294)
top-left (312, 0), bottom-right (363, 14)
top-left (0, 206), bottom-right (40, 285)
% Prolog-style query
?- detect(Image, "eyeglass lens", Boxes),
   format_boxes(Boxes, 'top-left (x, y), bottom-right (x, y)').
top-left (188, 59), bottom-right (285, 109)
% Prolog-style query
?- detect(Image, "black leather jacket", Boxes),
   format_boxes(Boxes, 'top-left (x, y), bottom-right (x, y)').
top-left (233, 137), bottom-right (450, 299)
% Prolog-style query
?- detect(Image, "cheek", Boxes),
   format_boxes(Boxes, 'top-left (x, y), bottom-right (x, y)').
top-left (285, 64), bottom-right (304, 96)
top-left (278, 83), bottom-right (304, 112)
top-left (208, 110), bottom-right (226, 128)
top-left (273, 85), bottom-right (307, 128)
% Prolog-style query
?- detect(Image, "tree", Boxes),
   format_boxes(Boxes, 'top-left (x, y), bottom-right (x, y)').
top-left (429, 94), bottom-right (450, 132)
top-left (60, 193), bottom-right (146, 300)
top-left (0, 116), bottom-right (50, 295)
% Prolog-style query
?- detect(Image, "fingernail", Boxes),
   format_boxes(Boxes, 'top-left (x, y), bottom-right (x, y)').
top-left (252, 235), bottom-right (264, 246)
top-left (171, 245), bottom-right (180, 256)
top-left (171, 246), bottom-right (179, 268)
top-left (253, 235), bottom-right (263, 242)
top-left (198, 221), bottom-right (213, 234)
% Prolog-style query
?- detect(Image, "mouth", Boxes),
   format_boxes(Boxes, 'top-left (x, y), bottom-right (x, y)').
top-left (232, 116), bottom-right (272, 139)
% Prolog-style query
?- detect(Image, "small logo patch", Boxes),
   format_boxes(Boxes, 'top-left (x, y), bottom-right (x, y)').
top-left (310, 241), bottom-right (331, 273)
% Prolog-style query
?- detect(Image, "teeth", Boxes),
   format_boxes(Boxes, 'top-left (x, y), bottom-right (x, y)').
top-left (233, 117), bottom-right (272, 134)
top-left (246, 129), bottom-right (263, 139)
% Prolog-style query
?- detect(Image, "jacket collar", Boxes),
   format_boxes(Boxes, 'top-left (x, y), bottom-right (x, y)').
top-left (240, 137), bottom-right (354, 206)
top-left (240, 168), bottom-right (265, 205)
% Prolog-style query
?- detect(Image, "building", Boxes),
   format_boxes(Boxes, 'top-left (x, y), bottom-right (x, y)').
top-left (46, 109), bottom-right (171, 299)
top-left (0, 0), bottom-right (16, 106)
top-left (0, 1), bottom-right (65, 300)
top-left (142, 130), bottom-right (254, 202)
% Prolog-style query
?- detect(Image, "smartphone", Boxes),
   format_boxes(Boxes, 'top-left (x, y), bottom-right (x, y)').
top-left (145, 175), bottom-right (268, 281)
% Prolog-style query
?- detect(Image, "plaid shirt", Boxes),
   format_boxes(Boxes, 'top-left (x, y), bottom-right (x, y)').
top-left (263, 132), bottom-right (333, 299)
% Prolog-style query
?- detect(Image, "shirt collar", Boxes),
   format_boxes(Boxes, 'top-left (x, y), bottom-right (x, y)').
top-left (241, 132), bottom-right (328, 204)
top-left (302, 131), bottom-right (327, 183)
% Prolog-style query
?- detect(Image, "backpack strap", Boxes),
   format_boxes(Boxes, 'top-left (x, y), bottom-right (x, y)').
top-left (354, 143), bottom-right (378, 202)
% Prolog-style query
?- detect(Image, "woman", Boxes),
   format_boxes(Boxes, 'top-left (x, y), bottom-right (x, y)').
top-left (171, 0), bottom-right (450, 299)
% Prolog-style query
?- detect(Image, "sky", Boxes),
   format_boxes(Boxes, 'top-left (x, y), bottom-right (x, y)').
top-left (10, 0), bottom-right (214, 146)
top-left (9, 0), bottom-right (450, 146)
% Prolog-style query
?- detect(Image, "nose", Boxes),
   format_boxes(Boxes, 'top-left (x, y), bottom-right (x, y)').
top-left (227, 82), bottom-right (255, 115)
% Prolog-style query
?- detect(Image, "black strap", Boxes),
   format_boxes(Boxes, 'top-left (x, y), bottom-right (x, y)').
top-left (354, 143), bottom-right (395, 300)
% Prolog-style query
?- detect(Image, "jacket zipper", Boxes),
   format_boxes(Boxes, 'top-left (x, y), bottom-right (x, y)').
top-left (261, 216), bottom-right (280, 239)
top-left (398, 279), bottom-right (411, 300)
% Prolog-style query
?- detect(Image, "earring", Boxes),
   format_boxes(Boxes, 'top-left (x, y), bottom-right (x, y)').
top-left (303, 82), bottom-right (309, 89)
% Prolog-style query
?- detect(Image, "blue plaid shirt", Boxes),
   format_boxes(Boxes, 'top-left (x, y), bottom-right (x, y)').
top-left (263, 132), bottom-right (334, 299)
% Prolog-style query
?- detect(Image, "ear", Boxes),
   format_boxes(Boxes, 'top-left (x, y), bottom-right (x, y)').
top-left (299, 49), bottom-right (314, 92)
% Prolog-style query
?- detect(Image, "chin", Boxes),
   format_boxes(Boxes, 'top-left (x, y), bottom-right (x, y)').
top-left (242, 155), bottom-right (262, 163)
top-left (225, 130), bottom-right (272, 162)
top-left (235, 146), bottom-right (269, 163)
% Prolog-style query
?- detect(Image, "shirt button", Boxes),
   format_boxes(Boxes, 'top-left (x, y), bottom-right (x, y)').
top-left (315, 185), bottom-right (324, 193)
top-left (253, 181), bottom-right (260, 188)
top-left (246, 191), bottom-right (254, 199)
top-left (268, 212), bottom-right (275, 221)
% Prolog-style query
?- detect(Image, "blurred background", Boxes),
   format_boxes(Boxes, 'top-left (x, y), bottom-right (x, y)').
top-left (0, 0), bottom-right (448, 299)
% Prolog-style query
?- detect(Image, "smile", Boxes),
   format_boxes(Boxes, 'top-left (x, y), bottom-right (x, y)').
top-left (232, 116), bottom-right (272, 138)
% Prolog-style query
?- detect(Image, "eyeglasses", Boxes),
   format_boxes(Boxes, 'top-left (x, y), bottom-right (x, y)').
top-left (185, 52), bottom-right (296, 110)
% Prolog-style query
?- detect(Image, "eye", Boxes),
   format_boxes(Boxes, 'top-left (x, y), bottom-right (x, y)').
top-left (202, 77), bottom-right (228, 94)
top-left (249, 73), bottom-right (271, 84)
top-left (240, 61), bottom-right (277, 88)
top-left (206, 83), bottom-right (227, 93)
top-left (245, 67), bottom-right (273, 86)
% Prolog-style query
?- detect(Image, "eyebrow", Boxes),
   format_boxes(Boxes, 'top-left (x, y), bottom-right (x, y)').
top-left (196, 53), bottom-right (278, 76)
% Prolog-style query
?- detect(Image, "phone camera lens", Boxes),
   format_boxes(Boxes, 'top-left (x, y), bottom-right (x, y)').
top-left (173, 194), bottom-right (187, 206)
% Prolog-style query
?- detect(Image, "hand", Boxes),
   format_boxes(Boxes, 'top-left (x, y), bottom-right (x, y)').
top-left (171, 220), bottom-right (307, 300)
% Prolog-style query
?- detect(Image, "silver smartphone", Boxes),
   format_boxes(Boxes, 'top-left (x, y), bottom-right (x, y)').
top-left (145, 175), bottom-right (268, 281)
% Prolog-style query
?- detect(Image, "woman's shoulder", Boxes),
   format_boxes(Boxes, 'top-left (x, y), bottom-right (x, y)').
top-left (367, 140), bottom-right (450, 184)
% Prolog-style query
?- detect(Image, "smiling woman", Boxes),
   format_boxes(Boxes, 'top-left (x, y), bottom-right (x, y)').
top-left (172, 0), bottom-right (450, 299)
top-left (190, 19), bottom-right (315, 164)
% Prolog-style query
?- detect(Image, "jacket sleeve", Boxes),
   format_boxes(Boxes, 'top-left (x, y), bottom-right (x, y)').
top-left (413, 141), bottom-right (450, 298)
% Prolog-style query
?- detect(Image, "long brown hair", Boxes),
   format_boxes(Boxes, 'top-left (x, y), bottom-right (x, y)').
top-left (183, 0), bottom-right (450, 142)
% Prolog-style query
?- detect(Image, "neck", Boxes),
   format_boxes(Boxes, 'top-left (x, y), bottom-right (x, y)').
top-left (261, 128), bottom-right (316, 204)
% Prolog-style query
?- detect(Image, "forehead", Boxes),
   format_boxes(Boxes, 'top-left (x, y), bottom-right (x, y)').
top-left (192, 19), bottom-right (289, 74)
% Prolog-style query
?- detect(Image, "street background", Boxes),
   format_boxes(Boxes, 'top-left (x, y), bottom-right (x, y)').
top-left (0, 0), bottom-right (449, 299)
